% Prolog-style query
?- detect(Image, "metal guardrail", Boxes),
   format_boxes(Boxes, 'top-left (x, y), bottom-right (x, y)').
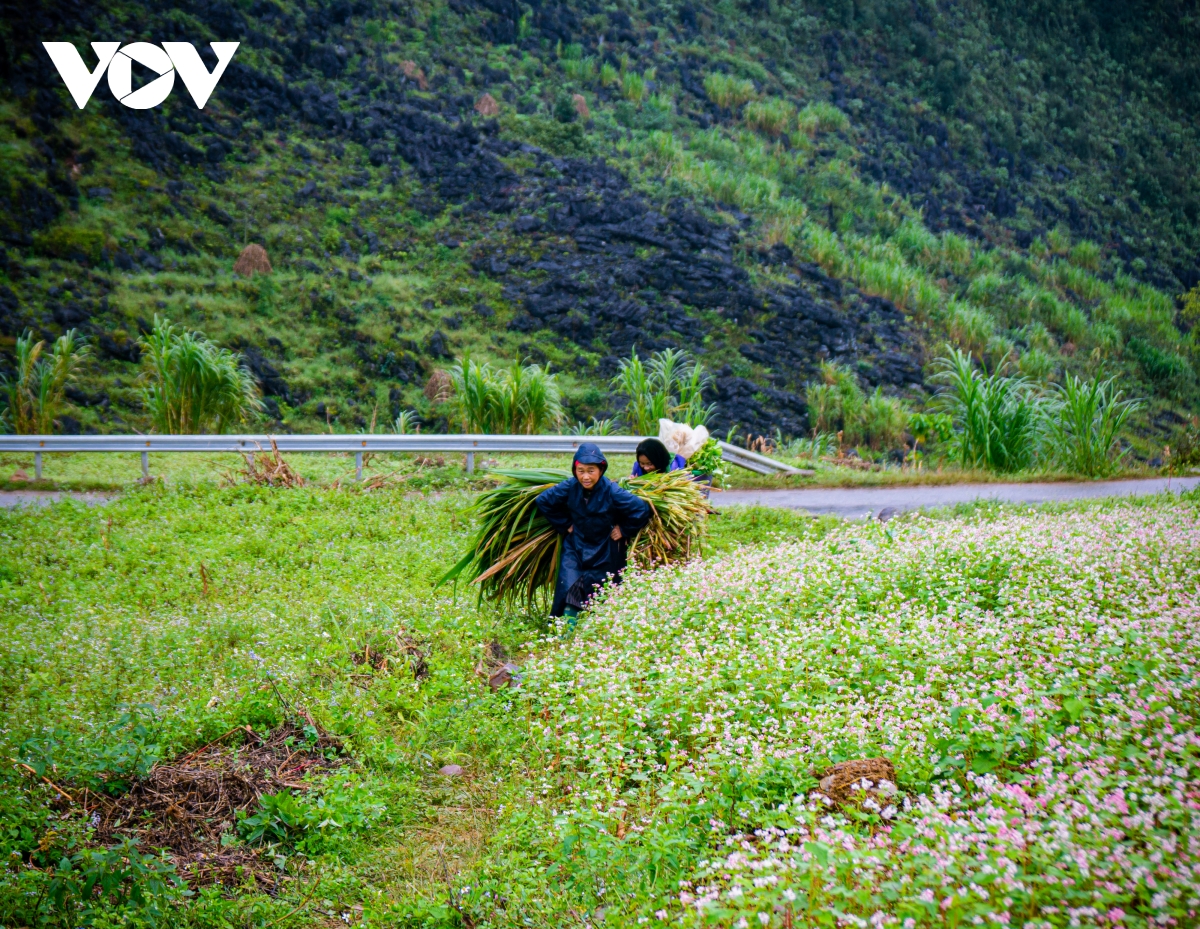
top-left (0, 434), bottom-right (809, 480)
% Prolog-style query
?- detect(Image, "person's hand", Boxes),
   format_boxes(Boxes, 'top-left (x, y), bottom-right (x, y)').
top-left (610, 526), bottom-right (623, 541)
top-left (567, 525), bottom-right (574, 534)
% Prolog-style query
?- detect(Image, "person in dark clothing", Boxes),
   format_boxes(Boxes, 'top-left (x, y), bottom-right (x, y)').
top-left (631, 437), bottom-right (688, 476)
top-left (536, 443), bottom-right (652, 625)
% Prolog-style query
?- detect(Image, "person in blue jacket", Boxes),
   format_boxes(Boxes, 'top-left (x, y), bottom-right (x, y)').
top-left (536, 443), bottom-right (652, 625)
top-left (630, 437), bottom-right (687, 476)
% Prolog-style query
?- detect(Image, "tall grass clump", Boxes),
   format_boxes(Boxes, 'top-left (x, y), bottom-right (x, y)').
top-left (139, 317), bottom-right (260, 434)
top-left (621, 71), bottom-right (647, 103)
top-left (1, 328), bottom-right (88, 434)
top-left (1068, 239), bottom-right (1102, 270)
top-left (394, 409), bottom-right (420, 434)
top-left (797, 101), bottom-right (849, 135)
top-left (612, 348), bottom-right (714, 434)
top-left (934, 348), bottom-right (1040, 472)
top-left (1044, 374), bottom-right (1141, 476)
top-left (742, 97), bottom-right (794, 136)
top-left (804, 362), bottom-right (908, 450)
top-left (446, 356), bottom-right (563, 434)
top-left (853, 254), bottom-right (920, 310)
top-left (644, 130), bottom-right (686, 168)
top-left (561, 57), bottom-right (595, 82)
top-left (892, 217), bottom-right (939, 266)
top-left (939, 231), bottom-right (973, 274)
top-left (860, 387), bottom-right (909, 450)
top-left (947, 301), bottom-right (996, 359)
top-left (805, 361), bottom-right (864, 438)
top-left (704, 73), bottom-right (755, 109)
top-left (799, 222), bottom-right (851, 277)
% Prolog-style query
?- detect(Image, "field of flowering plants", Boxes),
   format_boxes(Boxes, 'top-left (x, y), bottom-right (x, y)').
top-left (470, 495), bottom-right (1200, 928)
top-left (1, 486), bottom-right (1198, 928)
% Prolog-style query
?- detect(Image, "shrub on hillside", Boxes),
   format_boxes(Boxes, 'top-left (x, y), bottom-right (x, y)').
top-left (1044, 374), bottom-right (1140, 477)
top-left (804, 362), bottom-right (908, 451)
top-left (1127, 336), bottom-right (1192, 390)
top-left (704, 73), bottom-right (755, 109)
top-left (796, 101), bottom-right (849, 134)
top-left (934, 348), bottom-right (1041, 472)
top-left (1, 328), bottom-right (88, 434)
top-left (612, 348), bottom-right (714, 434)
top-left (139, 317), bottom-right (261, 434)
top-left (743, 97), bottom-right (794, 136)
top-left (445, 355), bottom-right (563, 434)
top-left (946, 301), bottom-right (996, 359)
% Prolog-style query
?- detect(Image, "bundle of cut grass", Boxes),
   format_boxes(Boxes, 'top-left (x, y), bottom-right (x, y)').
top-left (441, 468), bottom-right (711, 609)
top-left (624, 469), bottom-right (713, 567)
top-left (233, 243), bottom-right (272, 277)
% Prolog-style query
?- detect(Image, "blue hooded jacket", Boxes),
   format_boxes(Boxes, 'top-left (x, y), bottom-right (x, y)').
top-left (535, 443), bottom-right (652, 614)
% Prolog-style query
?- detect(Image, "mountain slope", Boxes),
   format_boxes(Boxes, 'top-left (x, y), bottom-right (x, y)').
top-left (0, 0), bottom-right (1196, 450)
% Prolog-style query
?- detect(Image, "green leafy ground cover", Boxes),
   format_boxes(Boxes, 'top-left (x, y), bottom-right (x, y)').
top-left (2, 0), bottom-right (1198, 459)
top-left (2, 486), bottom-right (1198, 926)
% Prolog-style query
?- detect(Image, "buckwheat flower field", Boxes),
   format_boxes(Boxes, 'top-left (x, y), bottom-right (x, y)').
top-left (509, 498), bottom-right (1200, 927)
top-left (4, 490), bottom-right (1199, 927)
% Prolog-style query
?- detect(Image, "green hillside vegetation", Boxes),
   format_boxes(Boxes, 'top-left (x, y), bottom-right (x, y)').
top-left (1, 0), bottom-right (1198, 469)
top-left (1, 486), bottom-right (1198, 926)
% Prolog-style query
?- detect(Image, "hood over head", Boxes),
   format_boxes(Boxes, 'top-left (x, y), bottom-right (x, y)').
top-left (573, 442), bottom-right (608, 474)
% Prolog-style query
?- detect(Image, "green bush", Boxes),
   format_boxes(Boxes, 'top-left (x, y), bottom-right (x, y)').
top-left (139, 317), bottom-right (262, 434)
top-left (892, 217), bottom-right (940, 266)
top-left (1127, 337), bottom-right (1191, 388)
top-left (804, 361), bottom-right (863, 439)
top-left (1017, 347), bottom-right (1056, 382)
top-left (621, 72), bottom-right (647, 103)
top-left (1, 329), bottom-right (88, 435)
top-left (704, 73), bottom-right (755, 109)
top-left (796, 101), bottom-right (849, 135)
top-left (238, 775), bottom-right (385, 855)
top-left (33, 225), bottom-right (106, 262)
top-left (1068, 240), bottom-right (1102, 270)
top-left (3, 836), bottom-right (184, 928)
top-left (804, 363), bottom-right (908, 451)
top-left (743, 97), bottom-right (794, 136)
top-left (611, 348), bottom-right (714, 434)
top-left (946, 301), bottom-right (996, 359)
top-left (553, 93), bottom-right (578, 123)
top-left (509, 115), bottom-right (592, 156)
top-left (1044, 374), bottom-right (1141, 477)
top-left (859, 387), bottom-right (909, 451)
top-left (446, 355), bottom-right (563, 434)
top-left (934, 348), bottom-right (1041, 472)
top-left (562, 57), bottom-right (595, 82)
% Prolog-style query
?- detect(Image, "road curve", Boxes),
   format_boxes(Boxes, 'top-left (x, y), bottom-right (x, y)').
top-left (712, 476), bottom-right (1200, 519)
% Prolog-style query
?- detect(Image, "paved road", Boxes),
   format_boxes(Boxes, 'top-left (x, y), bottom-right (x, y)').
top-left (0, 491), bottom-right (115, 509)
top-left (4, 477), bottom-right (1197, 517)
top-left (714, 476), bottom-right (1200, 519)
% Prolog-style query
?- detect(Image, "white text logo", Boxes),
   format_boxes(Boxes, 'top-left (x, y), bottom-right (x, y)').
top-left (42, 41), bottom-right (240, 110)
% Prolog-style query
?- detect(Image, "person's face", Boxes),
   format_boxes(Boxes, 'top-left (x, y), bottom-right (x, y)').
top-left (637, 454), bottom-right (658, 473)
top-left (575, 462), bottom-right (602, 488)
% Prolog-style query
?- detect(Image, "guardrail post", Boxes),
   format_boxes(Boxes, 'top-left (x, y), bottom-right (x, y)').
top-left (355, 451), bottom-right (363, 481)
top-left (465, 451), bottom-right (475, 474)
top-left (141, 451), bottom-right (149, 480)
top-left (35, 452), bottom-right (42, 480)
